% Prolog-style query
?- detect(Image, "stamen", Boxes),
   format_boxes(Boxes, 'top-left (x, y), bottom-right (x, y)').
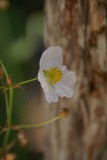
top-left (44, 67), bottom-right (62, 84)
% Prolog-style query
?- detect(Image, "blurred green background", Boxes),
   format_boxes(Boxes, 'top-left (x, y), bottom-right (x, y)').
top-left (0, 0), bottom-right (45, 159)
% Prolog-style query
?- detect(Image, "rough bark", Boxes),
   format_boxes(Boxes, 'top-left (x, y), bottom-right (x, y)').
top-left (44, 0), bottom-right (107, 160)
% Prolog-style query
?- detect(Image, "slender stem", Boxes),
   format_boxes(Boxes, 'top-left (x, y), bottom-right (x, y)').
top-left (0, 59), bottom-right (8, 78)
top-left (3, 88), bottom-right (14, 150)
top-left (1, 80), bottom-right (9, 118)
top-left (0, 77), bottom-right (38, 90)
top-left (8, 88), bottom-right (14, 127)
top-left (16, 77), bottom-right (38, 86)
top-left (4, 93), bottom-right (9, 117)
top-left (18, 116), bottom-right (60, 129)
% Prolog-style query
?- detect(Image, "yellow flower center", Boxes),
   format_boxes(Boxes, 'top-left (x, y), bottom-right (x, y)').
top-left (44, 67), bottom-right (62, 84)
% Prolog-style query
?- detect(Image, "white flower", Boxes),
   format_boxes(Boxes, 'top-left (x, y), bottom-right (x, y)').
top-left (38, 46), bottom-right (76, 104)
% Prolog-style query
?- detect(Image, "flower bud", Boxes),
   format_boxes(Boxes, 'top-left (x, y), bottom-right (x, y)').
top-left (17, 130), bottom-right (28, 147)
top-left (0, 66), bottom-right (4, 79)
top-left (0, 0), bottom-right (10, 10)
top-left (4, 153), bottom-right (16, 160)
top-left (6, 76), bottom-right (12, 86)
top-left (58, 108), bottom-right (69, 119)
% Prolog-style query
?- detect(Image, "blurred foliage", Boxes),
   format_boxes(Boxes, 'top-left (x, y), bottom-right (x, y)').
top-left (10, 11), bottom-right (44, 63)
top-left (0, 0), bottom-right (44, 159)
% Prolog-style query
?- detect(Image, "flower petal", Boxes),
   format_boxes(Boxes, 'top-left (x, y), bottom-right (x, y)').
top-left (54, 83), bottom-right (74, 98)
top-left (54, 66), bottom-right (76, 98)
top-left (47, 85), bottom-right (59, 103)
top-left (61, 66), bottom-right (76, 88)
top-left (38, 71), bottom-right (58, 104)
top-left (40, 46), bottom-right (63, 70)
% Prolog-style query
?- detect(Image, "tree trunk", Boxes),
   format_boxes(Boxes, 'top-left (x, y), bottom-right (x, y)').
top-left (44, 0), bottom-right (107, 160)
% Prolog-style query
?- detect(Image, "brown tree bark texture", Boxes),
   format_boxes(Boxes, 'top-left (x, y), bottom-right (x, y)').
top-left (44, 0), bottom-right (107, 160)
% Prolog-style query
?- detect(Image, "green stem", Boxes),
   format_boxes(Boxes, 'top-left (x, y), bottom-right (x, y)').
top-left (16, 77), bottom-right (38, 86)
top-left (18, 116), bottom-right (60, 129)
top-left (3, 88), bottom-right (14, 150)
top-left (4, 92), bottom-right (9, 118)
top-left (0, 77), bottom-right (38, 90)
top-left (1, 80), bottom-right (9, 118)
top-left (0, 59), bottom-right (8, 78)
top-left (8, 88), bottom-right (14, 127)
